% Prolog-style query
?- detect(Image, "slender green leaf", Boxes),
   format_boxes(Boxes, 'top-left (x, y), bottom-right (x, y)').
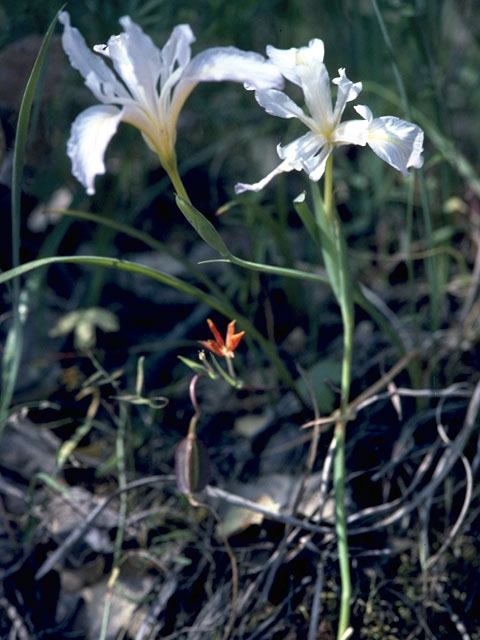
top-left (176, 194), bottom-right (329, 285)
top-left (310, 182), bottom-right (341, 299)
top-left (0, 255), bottom-right (296, 389)
top-left (175, 196), bottom-right (232, 258)
top-left (0, 256), bottom-right (224, 304)
top-left (293, 192), bottom-right (321, 247)
top-left (0, 8), bottom-right (64, 436)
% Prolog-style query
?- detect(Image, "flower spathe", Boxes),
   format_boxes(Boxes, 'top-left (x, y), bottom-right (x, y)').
top-left (199, 318), bottom-right (245, 359)
top-left (59, 12), bottom-right (284, 195)
top-left (235, 38), bottom-right (424, 193)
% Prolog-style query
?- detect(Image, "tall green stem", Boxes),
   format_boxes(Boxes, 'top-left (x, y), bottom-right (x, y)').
top-left (334, 294), bottom-right (353, 640)
top-left (322, 155), bottom-right (353, 639)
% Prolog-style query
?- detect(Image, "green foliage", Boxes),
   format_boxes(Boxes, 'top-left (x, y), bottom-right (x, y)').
top-left (2, 2), bottom-right (480, 637)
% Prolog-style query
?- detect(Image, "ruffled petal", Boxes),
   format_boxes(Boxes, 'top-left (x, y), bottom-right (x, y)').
top-left (278, 131), bottom-right (330, 180)
top-left (93, 16), bottom-right (162, 112)
top-left (266, 45), bottom-right (302, 86)
top-left (266, 38), bottom-right (324, 86)
top-left (169, 47), bottom-right (284, 134)
top-left (295, 38), bottom-right (326, 66)
top-left (182, 46), bottom-right (284, 90)
top-left (355, 105), bottom-right (424, 176)
top-left (303, 144), bottom-right (332, 181)
top-left (236, 132), bottom-right (327, 192)
top-left (298, 60), bottom-right (332, 129)
top-left (277, 131), bottom-right (323, 169)
top-left (66, 105), bottom-right (123, 195)
top-left (255, 89), bottom-right (313, 127)
top-left (235, 159), bottom-right (294, 194)
top-left (160, 24), bottom-right (195, 85)
top-left (59, 11), bottom-right (128, 103)
top-left (332, 68), bottom-right (362, 123)
top-left (353, 104), bottom-right (373, 122)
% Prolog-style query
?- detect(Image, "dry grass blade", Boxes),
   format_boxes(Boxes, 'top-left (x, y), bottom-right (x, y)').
top-left (348, 379), bottom-right (480, 535)
top-left (205, 485), bottom-right (332, 535)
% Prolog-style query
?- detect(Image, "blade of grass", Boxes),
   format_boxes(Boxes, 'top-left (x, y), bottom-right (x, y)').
top-left (175, 195), bottom-right (330, 285)
top-left (50, 208), bottom-right (229, 298)
top-left (370, 0), bottom-right (439, 330)
top-left (0, 7), bottom-right (64, 437)
top-left (0, 255), bottom-right (296, 390)
top-left (49, 208), bottom-right (292, 388)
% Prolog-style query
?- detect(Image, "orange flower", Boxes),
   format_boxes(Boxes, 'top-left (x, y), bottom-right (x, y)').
top-left (199, 318), bottom-right (245, 359)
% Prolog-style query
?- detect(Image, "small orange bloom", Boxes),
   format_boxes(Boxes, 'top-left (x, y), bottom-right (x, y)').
top-left (199, 318), bottom-right (245, 359)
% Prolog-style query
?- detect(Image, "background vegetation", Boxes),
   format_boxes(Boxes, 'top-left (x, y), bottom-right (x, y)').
top-left (0, 1), bottom-right (479, 638)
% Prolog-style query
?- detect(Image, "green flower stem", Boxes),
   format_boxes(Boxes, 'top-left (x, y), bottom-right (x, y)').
top-left (335, 283), bottom-right (354, 640)
top-left (225, 355), bottom-right (235, 381)
top-left (162, 153), bottom-right (191, 204)
top-left (323, 151), bottom-right (333, 227)
top-left (210, 354), bottom-right (242, 388)
top-left (295, 192), bottom-right (414, 372)
top-left (322, 155), bottom-right (353, 640)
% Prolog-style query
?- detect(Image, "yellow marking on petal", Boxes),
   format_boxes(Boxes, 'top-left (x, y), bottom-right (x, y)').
top-left (296, 50), bottom-right (305, 65)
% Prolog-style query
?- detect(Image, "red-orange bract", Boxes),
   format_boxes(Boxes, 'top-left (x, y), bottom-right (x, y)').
top-left (199, 318), bottom-right (245, 359)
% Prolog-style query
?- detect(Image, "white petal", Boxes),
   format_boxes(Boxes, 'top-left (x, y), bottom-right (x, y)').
top-left (93, 16), bottom-right (162, 111)
top-left (266, 39), bottom-right (324, 86)
top-left (278, 131), bottom-right (323, 169)
top-left (358, 111), bottom-right (424, 176)
top-left (183, 46), bottom-right (284, 90)
top-left (296, 39), bottom-right (325, 66)
top-left (59, 11), bottom-right (128, 103)
top-left (298, 60), bottom-right (333, 128)
top-left (353, 104), bottom-right (372, 122)
top-left (169, 46), bottom-right (284, 132)
top-left (160, 24), bottom-right (195, 85)
top-left (255, 89), bottom-right (313, 127)
top-left (332, 68), bottom-right (362, 123)
top-left (266, 45), bottom-right (302, 86)
top-left (303, 145), bottom-right (332, 181)
top-left (66, 105), bottom-right (123, 195)
top-left (235, 159), bottom-right (294, 194)
top-left (155, 26), bottom-right (197, 142)
top-left (278, 131), bottom-right (331, 181)
top-left (333, 118), bottom-right (368, 146)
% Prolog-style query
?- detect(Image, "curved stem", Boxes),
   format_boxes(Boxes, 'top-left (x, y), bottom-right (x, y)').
top-left (189, 374), bottom-right (201, 423)
top-left (187, 374), bottom-right (201, 441)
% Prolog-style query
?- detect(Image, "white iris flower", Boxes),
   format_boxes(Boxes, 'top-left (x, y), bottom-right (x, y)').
top-left (59, 12), bottom-right (284, 195)
top-left (235, 38), bottom-right (424, 193)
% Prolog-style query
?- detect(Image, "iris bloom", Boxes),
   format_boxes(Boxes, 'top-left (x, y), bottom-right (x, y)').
top-left (235, 38), bottom-right (424, 193)
top-left (59, 12), bottom-right (283, 195)
top-left (199, 318), bottom-right (244, 359)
